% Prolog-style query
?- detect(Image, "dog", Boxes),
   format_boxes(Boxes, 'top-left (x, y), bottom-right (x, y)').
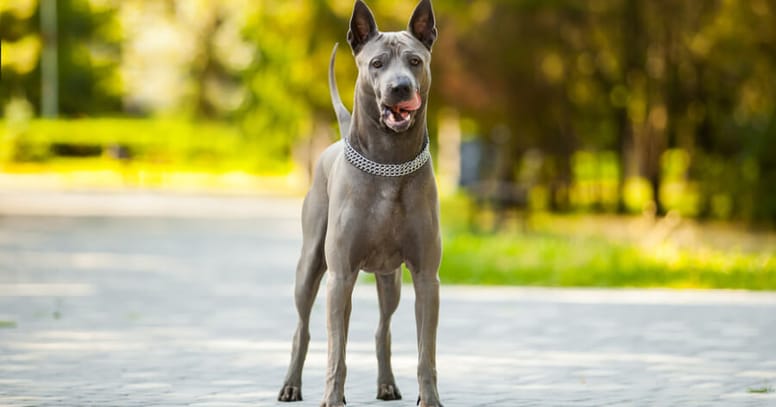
top-left (278, 1), bottom-right (441, 406)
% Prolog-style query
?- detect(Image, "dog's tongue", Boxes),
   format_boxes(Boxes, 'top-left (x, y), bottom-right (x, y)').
top-left (394, 92), bottom-right (422, 112)
top-left (384, 92), bottom-right (422, 130)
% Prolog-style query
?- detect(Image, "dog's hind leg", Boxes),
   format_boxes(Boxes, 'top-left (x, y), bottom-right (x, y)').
top-left (375, 268), bottom-right (403, 400)
top-left (279, 183), bottom-right (329, 402)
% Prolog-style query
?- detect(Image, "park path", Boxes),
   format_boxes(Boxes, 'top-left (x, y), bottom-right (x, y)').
top-left (1, 191), bottom-right (775, 406)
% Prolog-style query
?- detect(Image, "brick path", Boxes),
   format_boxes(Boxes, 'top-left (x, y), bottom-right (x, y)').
top-left (1, 192), bottom-right (775, 406)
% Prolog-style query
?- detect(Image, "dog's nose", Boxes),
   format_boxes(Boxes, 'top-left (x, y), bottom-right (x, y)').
top-left (389, 78), bottom-right (413, 100)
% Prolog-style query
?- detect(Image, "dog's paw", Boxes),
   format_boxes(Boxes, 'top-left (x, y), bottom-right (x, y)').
top-left (319, 396), bottom-right (346, 407)
top-left (417, 395), bottom-right (443, 407)
top-left (278, 384), bottom-right (302, 402)
top-left (377, 383), bottom-right (402, 400)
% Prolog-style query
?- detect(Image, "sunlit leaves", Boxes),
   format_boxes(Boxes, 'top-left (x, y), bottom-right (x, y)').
top-left (0, 35), bottom-right (40, 74)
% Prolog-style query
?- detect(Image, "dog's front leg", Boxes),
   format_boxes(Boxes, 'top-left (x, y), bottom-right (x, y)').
top-left (411, 270), bottom-right (442, 407)
top-left (375, 268), bottom-right (402, 400)
top-left (322, 269), bottom-right (358, 407)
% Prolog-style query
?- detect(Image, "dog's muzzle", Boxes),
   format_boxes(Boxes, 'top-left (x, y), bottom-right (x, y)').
top-left (381, 92), bottom-right (422, 132)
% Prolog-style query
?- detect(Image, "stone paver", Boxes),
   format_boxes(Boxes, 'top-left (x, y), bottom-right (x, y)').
top-left (1, 192), bottom-right (775, 406)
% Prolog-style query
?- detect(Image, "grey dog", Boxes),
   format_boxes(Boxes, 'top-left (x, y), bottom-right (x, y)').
top-left (277, 0), bottom-right (442, 406)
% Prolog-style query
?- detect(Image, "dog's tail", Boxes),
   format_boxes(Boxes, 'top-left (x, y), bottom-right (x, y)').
top-left (329, 43), bottom-right (351, 139)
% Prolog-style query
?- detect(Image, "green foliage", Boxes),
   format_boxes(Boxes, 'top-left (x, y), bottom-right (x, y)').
top-left (1, 1), bottom-right (42, 106)
top-left (440, 231), bottom-right (776, 290)
top-left (747, 385), bottom-right (774, 394)
top-left (0, 118), bottom-right (291, 174)
top-left (237, 1), bottom-right (348, 159)
top-left (0, 320), bottom-right (17, 329)
top-left (3, 0), bottom-right (776, 224)
top-left (437, 195), bottom-right (776, 289)
top-left (57, 0), bottom-right (123, 115)
top-left (0, 0), bottom-right (122, 115)
top-left (433, 0), bottom-right (776, 222)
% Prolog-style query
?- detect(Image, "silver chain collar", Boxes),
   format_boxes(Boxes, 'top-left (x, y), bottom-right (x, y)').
top-left (343, 136), bottom-right (430, 177)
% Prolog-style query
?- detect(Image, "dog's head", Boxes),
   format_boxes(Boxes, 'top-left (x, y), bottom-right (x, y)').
top-left (347, 0), bottom-right (437, 133)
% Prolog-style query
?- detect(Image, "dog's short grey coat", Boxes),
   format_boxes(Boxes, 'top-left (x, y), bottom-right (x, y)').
top-left (278, 1), bottom-right (442, 406)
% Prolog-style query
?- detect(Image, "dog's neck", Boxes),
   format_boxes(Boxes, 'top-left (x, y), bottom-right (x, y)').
top-left (348, 80), bottom-right (428, 165)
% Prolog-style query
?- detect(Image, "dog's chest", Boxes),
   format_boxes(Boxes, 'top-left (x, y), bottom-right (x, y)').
top-left (349, 182), bottom-right (411, 272)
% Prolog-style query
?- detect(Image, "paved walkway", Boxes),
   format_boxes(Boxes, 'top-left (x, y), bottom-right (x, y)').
top-left (1, 192), bottom-right (775, 406)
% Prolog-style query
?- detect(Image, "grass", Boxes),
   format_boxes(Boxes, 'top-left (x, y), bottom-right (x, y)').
top-left (437, 195), bottom-right (776, 290)
top-left (747, 385), bottom-right (774, 394)
top-left (1, 118), bottom-right (294, 174)
top-left (440, 230), bottom-right (776, 289)
top-left (0, 320), bottom-right (17, 329)
top-left (1, 118), bottom-right (307, 194)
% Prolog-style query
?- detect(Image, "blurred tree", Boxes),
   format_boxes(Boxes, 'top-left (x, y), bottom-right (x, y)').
top-left (1, 0), bottom-right (42, 113)
top-left (4, 0), bottom-right (776, 224)
top-left (57, 0), bottom-right (123, 115)
top-left (429, 0), bottom-right (776, 224)
top-left (237, 1), bottom-right (317, 165)
top-left (0, 0), bottom-right (122, 116)
top-left (696, 0), bottom-right (776, 223)
top-left (237, 0), bottom-right (361, 169)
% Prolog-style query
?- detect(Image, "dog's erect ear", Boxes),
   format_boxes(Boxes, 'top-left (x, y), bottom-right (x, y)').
top-left (347, 0), bottom-right (378, 54)
top-left (408, 0), bottom-right (437, 50)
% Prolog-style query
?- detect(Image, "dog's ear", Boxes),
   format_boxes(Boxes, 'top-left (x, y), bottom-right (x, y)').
top-left (408, 0), bottom-right (437, 50)
top-left (347, 0), bottom-right (378, 55)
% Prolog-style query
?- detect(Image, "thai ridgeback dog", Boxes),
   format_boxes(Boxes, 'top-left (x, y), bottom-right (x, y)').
top-left (279, 1), bottom-right (441, 405)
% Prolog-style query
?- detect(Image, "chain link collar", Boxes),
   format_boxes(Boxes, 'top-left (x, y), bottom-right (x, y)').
top-left (343, 136), bottom-right (430, 177)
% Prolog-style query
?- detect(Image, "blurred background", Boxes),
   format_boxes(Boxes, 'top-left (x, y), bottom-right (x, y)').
top-left (1, 0), bottom-right (775, 289)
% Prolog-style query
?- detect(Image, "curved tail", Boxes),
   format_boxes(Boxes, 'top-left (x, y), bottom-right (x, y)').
top-left (329, 43), bottom-right (351, 139)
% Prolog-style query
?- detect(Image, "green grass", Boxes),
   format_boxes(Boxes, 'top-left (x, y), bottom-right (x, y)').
top-left (1, 118), bottom-right (293, 174)
top-left (747, 385), bottom-right (774, 394)
top-left (436, 195), bottom-right (776, 290)
top-left (0, 320), bottom-right (17, 329)
top-left (440, 231), bottom-right (776, 289)
top-left (1, 118), bottom-right (303, 193)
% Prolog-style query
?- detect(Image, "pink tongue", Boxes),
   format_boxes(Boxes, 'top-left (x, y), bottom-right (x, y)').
top-left (394, 92), bottom-right (422, 112)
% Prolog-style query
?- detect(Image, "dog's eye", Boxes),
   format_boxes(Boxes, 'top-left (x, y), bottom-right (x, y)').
top-left (371, 59), bottom-right (383, 69)
top-left (409, 57), bottom-right (421, 66)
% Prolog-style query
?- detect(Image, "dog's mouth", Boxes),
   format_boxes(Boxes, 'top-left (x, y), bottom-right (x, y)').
top-left (381, 92), bottom-right (422, 132)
